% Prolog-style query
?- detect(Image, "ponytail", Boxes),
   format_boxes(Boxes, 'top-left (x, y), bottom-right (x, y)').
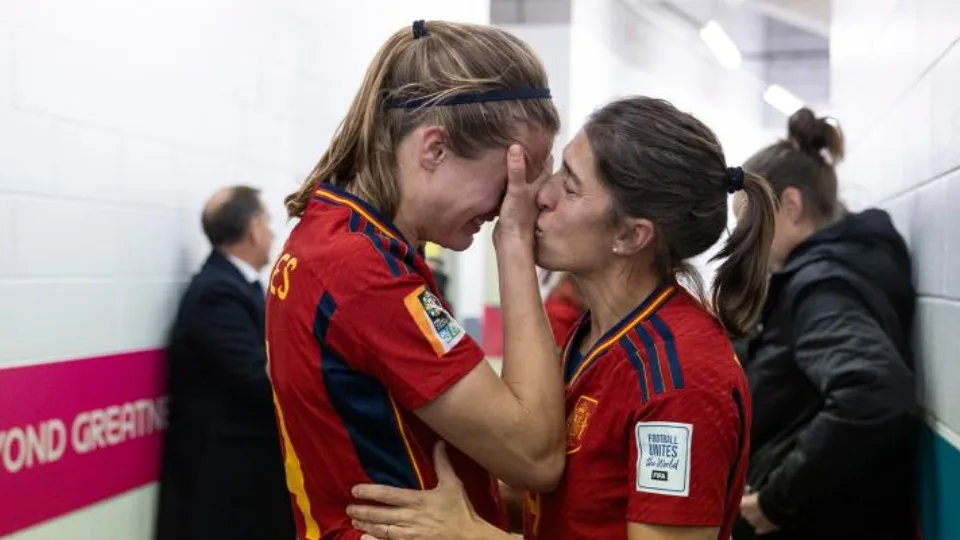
top-left (284, 30), bottom-right (410, 218)
top-left (710, 170), bottom-right (777, 337)
top-left (285, 21), bottom-right (559, 220)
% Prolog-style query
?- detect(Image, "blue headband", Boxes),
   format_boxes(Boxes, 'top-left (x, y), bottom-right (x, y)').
top-left (386, 88), bottom-right (552, 109)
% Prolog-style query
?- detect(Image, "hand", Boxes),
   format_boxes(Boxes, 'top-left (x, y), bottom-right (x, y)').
top-left (740, 493), bottom-right (779, 535)
top-left (493, 145), bottom-right (552, 248)
top-left (347, 442), bottom-right (484, 540)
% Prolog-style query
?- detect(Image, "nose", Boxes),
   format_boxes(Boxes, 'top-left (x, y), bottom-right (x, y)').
top-left (537, 174), bottom-right (558, 212)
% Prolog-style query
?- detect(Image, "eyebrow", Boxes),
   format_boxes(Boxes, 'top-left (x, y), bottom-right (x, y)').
top-left (562, 158), bottom-right (584, 188)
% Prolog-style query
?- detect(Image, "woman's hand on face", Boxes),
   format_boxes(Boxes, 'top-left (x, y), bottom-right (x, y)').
top-left (494, 144), bottom-right (552, 249)
top-left (347, 443), bottom-right (484, 540)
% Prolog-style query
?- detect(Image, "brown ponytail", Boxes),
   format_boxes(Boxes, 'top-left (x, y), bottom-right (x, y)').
top-left (745, 107), bottom-right (844, 226)
top-left (710, 171), bottom-right (777, 337)
top-left (285, 21), bottom-right (559, 219)
top-left (584, 97), bottom-right (775, 338)
top-left (284, 30), bottom-right (409, 218)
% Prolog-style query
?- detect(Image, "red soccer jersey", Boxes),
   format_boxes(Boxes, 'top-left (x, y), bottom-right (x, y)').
top-left (265, 185), bottom-right (504, 539)
top-left (523, 283), bottom-right (751, 540)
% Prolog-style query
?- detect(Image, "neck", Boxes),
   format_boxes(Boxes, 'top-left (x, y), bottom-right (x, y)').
top-left (576, 262), bottom-right (662, 344)
top-left (221, 246), bottom-right (263, 272)
top-left (392, 206), bottom-right (424, 246)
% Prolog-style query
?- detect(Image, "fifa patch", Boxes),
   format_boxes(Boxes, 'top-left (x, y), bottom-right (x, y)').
top-left (404, 286), bottom-right (465, 356)
top-left (635, 421), bottom-right (692, 497)
top-left (566, 395), bottom-right (598, 454)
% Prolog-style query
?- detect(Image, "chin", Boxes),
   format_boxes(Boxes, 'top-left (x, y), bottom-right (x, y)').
top-left (534, 243), bottom-right (563, 272)
top-left (437, 233), bottom-right (474, 252)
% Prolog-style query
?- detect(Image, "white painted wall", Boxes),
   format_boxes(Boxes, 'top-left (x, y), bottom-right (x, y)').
top-left (477, 23), bottom-right (572, 308)
top-left (832, 0), bottom-right (960, 438)
top-left (0, 1), bottom-right (490, 538)
top-left (830, 1), bottom-right (960, 537)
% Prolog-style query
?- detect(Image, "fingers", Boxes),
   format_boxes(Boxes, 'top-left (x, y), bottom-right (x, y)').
top-left (354, 521), bottom-right (389, 539)
top-left (353, 484), bottom-right (424, 507)
top-left (506, 144), bottom-right (528, 188)
top-left (356, 522), bottom-right (412, 540)
top-left (432, 441), bottom-right (457, 488)
top-left (347, 504), bottom-right (412, 534)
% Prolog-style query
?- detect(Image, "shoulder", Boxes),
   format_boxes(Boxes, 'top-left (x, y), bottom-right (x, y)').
top-left (288, 224), bottom-right (423, 301)
top-left (652, 292), bottom-right (736, 369)
top-left (189, 262), bottom-right (248, 304)
top-left (618, 293), bottom-right (743, 399)
top-left (782, 259), bottom-right (858, 301)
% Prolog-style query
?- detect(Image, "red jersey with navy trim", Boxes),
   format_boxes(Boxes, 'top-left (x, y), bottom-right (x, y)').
top-left (265, 184), bottom-right (504, 539)
top-left (523, 284), bottom-right (751, 540)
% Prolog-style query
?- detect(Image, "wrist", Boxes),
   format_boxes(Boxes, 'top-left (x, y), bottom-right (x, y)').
top-left (463, 516), bottom-right (506, 540)
top-left (494, 231), bottom-right (534, 254)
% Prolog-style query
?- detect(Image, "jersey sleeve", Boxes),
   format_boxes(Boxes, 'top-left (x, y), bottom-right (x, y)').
top-left (626, 388), bottom-right (743, 527)
top-left (329, 270), bottom-right (486, 411)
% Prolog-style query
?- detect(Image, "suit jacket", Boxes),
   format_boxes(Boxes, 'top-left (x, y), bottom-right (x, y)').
top-left (157, 250), bottom-right (293, 540)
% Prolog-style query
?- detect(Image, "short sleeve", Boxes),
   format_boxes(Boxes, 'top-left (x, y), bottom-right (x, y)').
top-left (627, 388), bottom-right (742, 527)
top-left (331, 273), bottom-right (486, 411)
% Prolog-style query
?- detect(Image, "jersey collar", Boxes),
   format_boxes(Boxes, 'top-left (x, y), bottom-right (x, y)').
top-left (314, 183), bottom-right (410, 245)
top-left (562, 283), bottom-right (677, 385)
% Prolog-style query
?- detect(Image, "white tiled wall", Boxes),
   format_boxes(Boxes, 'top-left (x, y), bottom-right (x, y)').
top-left (832, 0), bottom-right (960, 444)
top-left (0, 1), bottom-right (490, 538)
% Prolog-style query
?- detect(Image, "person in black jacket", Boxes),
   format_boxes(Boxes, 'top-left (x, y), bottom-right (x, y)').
top-left (157, 186), bottom-right (294, 540)
top-left (732, 109), bottom-right (918, 540)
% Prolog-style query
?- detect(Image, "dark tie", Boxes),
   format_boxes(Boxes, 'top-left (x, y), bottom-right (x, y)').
top-left (250, 280), bottom-right (265, 302)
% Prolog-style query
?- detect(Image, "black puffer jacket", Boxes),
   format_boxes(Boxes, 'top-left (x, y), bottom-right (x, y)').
top-left (733, 209), bottom-right (918, 540)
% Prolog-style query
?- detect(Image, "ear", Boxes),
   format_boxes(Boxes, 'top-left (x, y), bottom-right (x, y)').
top-left (612, 217), bottom-right (656, 256)
top-left (779, 187), bottom-right (805, 223)
top-left (418, 125), bottom-right (449, 173)
top-left (244, 215), bottom-right (259, 243)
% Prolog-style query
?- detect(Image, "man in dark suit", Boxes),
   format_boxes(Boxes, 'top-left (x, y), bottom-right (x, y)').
top-left (157, 186), bottom-right (294, 540)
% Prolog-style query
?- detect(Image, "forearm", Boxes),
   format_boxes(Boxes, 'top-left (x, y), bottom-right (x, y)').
top-left (495, 237), bottom-right (565, 458)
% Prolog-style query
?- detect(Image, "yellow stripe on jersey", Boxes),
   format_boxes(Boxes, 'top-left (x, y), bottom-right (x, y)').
top-left (568, 286), bottom-right (675, 385)
top-left (388, 394), bottom-right (426, 489)
top-left (315, 188), bottom-right (400, 242)
top-left (273, 392), bottom-right (321, 539)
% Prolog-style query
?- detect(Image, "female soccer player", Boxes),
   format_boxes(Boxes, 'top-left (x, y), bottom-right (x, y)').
top-left (346, 96), bottom-right (777, 540)
top-left (264, 20), bottom-right (567, 539)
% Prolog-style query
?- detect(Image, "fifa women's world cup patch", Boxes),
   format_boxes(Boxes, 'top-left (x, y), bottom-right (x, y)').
top-left (404, 285), bottom-right (466, 356)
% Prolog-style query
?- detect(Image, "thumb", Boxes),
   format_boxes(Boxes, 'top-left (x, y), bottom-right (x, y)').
top-left (433, 441), bottom-right (458, 488)
top-left (506, 145), bottom-right (527, 187)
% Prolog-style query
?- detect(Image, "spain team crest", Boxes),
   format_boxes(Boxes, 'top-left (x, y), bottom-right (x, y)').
top-left (566, 395), bottom-right (598, 454)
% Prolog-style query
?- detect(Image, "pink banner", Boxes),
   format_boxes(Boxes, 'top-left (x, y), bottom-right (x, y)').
top-left (0, 350), bottom-right (166, 536)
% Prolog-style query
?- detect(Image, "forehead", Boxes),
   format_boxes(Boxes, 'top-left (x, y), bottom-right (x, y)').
top-left (563, 130), bottom-right (597, 180)
top-left (515, 123), bottom-right (555, 170)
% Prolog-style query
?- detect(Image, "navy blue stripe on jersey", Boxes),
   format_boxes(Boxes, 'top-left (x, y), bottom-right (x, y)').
top-left (726, 388), bottom-right (747, 498)
top-left (563, 320), bottom-right (591, 384)
top-left (363, 222), bottom-right (404, 277)
top-left (650, 315), bottom-right (684, 390)
top-left (346, 208), bottom-right (413, 274)
top-left (618, 334), bottom-right (649, 403)
top-left (387, 237), bottom-right (416, 274)
top-left (314, 292), bottom-right (420, 489)
top-left (316, 183), bottom-right (410, 244)
top-left (348, 210), bottom-right (361, 232)
top-left (633, 326), bottom-right (665, 395)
